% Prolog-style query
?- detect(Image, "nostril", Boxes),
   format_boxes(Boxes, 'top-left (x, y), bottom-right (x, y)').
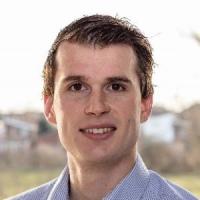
top-left (83, 94), bottom-right (111, 116)
top-left (84, 103), bottom-right (111, 116)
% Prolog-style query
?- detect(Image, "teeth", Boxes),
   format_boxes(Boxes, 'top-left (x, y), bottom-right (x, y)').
top-left (84, 128), bottom-right (114, 134)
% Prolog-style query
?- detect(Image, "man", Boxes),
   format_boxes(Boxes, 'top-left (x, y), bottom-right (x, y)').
top-left (8, 14), bottom-right (197, 200)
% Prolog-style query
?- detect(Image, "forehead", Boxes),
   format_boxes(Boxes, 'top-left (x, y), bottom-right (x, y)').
top-left (55, 42), bottom-right (138, 80)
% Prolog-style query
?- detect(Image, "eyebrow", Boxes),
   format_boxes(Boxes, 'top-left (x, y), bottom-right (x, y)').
top-left (105, 77), bottom-right (131, 84)
top-left (62, 75), bottom-right (87, 83)
top-left (61, 75), bottom-right (132, 84)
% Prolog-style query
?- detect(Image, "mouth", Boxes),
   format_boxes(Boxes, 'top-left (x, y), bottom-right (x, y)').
top-left (79, 124), bottom-right (117, 140)
top-left (80, 127), bottom-right (116, 135)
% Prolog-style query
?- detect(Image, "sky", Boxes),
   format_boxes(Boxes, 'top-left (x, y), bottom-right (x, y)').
top-left (0, 0), bottom-right (199, 113)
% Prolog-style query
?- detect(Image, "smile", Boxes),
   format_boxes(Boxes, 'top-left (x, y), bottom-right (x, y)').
top-left (81, 127), bottom-right (116, 134)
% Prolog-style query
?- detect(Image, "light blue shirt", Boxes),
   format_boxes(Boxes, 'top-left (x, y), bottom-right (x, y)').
top-left (6, 155), bottom-right (198, 200)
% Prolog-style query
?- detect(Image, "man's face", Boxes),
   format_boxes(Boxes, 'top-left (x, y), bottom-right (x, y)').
top-left (44, 42), bottom-right (152, 165)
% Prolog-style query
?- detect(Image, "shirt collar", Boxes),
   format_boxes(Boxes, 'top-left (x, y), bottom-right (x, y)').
top-left (47, 154), bottom-right (150, 200)
top-left (104, 154), bottom-right (150, 200)
top-left (47, 166), bottom-right (70, 200)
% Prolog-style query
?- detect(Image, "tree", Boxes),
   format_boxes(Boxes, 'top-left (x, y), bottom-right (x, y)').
top-left (192, 32), bottom-right (200, 45)
top-left (38, 117), bottom-right (54, 135)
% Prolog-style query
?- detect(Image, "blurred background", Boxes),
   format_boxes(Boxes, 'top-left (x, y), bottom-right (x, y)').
top-left (0, 0), bottom-right (199, 198)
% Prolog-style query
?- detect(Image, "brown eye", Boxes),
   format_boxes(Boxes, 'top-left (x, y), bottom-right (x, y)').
top-left (109, 83), bottom-right (126, 91)
top-left (69, 83), bottom-right (86, 91)
top-left (73, 83), bottom-right (82, 91)
top-left (112, 83), bottom-right (121, 91)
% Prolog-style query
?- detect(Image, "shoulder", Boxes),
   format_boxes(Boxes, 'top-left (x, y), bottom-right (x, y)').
top-left (145, 170), bottom-right (198, 200)
top-left (5, 178), bottom-right (57, 200)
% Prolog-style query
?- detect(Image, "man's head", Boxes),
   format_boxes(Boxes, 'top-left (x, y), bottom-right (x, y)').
top-left (43, 14), bottom-right (154, 165)
top-left (43, 14), bottom-right (154, 99)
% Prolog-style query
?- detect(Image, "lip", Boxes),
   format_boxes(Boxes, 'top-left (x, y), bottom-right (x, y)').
top-left (79, 123), bottom-right (117, 141)
top-left (80, 123), bottom-right (117, 131)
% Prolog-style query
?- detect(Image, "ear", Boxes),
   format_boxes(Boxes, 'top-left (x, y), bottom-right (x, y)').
top-left (44, 95), bottom-right (56, 125)
top-left (140, 95), bottom-right (153, 123)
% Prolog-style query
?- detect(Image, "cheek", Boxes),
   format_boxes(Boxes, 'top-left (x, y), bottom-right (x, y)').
top-left (60, 93), bottom-right (87, 107)
top-left (109, 95), bottom-right (141, 116)
top-left (55, 94), bottom-right (83, 115)
top-left (54, 97), bottom-right (84, 130)
top-left (112, 97), bottom-right (141, 134)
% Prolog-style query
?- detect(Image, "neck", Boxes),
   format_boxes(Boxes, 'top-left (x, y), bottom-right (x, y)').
top-left (67, 150), bottom-right (137, 200)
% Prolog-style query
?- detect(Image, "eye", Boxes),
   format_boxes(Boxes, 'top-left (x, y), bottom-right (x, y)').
top-left (108, 83), bottom-right (126, 91)
top-left (69, 82), bottom-right (86, 92)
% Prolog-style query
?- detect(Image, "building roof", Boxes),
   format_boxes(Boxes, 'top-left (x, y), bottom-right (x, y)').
top-left (3, 117), bottom-right (37, 132)
top-left (142, 113), bottom-right (179, 142)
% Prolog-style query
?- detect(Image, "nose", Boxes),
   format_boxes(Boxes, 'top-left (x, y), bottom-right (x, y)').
top-left (84, 91), bottom-right (111, 116)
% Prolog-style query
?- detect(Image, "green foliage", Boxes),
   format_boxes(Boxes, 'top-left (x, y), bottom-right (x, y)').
top-left (193, 32), bottom-right (200, 44)
top-left (38, 117), bottom-right (54, 135)
top-left (164, 173), bottom-right (200, 197)
top-left (0, 168), bottom-right (61, 199)
top-left (0, 169), bottom-right (199, 199)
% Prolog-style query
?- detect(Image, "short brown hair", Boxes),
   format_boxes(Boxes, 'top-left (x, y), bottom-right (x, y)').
top-left (43, 14), bottom-right (154, 98)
